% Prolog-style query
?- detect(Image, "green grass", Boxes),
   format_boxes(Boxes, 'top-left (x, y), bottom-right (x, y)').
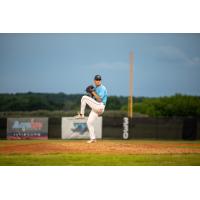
top-left (1, 153), bottom-right (200, 166)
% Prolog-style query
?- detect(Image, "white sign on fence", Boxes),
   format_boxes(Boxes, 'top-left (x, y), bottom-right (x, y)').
top-left (62, 117), bottom-right (102, 139)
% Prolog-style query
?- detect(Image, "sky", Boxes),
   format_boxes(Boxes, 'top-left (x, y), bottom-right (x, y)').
top-left (0, 33), bottom-right (200, 97)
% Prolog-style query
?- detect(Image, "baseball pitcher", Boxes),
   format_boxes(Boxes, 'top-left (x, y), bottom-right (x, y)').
top-left (74, 75), bottom-right (108, 143)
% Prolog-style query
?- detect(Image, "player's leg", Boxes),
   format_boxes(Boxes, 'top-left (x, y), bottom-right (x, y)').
top-left (75, 95), bottom-right (92, 118)
top-left (80, 95), bottom-right (104, 115)
top-left (75, 95), bottom-right (104, 119)
top-left (87, 110), bottom-right (98, 142)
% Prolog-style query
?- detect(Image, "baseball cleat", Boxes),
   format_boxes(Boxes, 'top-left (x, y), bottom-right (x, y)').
top-left (74, 112), bottom-right (85, 119)
top-left (87, 139), bottom-right (96, 143)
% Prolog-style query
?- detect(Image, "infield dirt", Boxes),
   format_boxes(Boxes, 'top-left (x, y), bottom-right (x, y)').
top-left (1, 140), bottom-right (200, 155)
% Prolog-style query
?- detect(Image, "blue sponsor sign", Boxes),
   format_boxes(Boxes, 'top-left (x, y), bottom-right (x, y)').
top-left (7, 118), bottom-right (48, 139)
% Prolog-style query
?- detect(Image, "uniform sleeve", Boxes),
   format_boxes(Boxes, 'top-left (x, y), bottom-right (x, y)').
top-left (98, 89), bottom-right (105, 100)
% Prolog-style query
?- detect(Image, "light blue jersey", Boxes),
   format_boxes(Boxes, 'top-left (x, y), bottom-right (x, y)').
top-left (94, 84), bottom-right (108, 105)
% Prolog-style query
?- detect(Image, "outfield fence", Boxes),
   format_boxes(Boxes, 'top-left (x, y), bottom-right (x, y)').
top-left (103, 117), bottom-right (200, 140)
top-left (0, 117), bottom-right (200, 140)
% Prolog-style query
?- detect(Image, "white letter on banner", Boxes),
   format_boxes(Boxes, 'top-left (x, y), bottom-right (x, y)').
top-left (123, 117), bottom-right (129, 139)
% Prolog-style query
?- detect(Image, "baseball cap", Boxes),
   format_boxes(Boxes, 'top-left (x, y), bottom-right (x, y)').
top-left (94, 75), bottom-right (102, 80)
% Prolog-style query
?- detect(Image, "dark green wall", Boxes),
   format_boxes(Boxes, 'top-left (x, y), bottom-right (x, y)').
top-left (1, 117), bottom-right (200, 140)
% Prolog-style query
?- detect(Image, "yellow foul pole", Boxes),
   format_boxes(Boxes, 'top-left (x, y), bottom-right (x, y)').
top-left (128, 50), bottom-right (134, 118)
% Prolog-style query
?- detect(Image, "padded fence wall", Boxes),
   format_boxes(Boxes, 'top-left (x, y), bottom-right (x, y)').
top-left (132, 118), bottom-right (183, 139)
top-left (182, 117), bottom-right (198, 140)
top-left (48, 118), bottom-right (61, 139)
top-left (0, 118), bottom-right (7, 139)
top-left (103, 117), bottom-right (200, 140)
top-left (1, 117), bottom-right (200, 140)
top-left (196, 119), bottom-right (200, 140)
top-left (102, 117), bottom-right (124, 139)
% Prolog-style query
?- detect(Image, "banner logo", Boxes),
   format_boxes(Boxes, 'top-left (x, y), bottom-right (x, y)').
top-left (7, 118), bottom-right (48, 139)
top-left (71, 123), bottom-right (88, 135)
top-left (12, 119), bottom-right (43, 132)
top-left (123, 117), bottom-right (129, 139)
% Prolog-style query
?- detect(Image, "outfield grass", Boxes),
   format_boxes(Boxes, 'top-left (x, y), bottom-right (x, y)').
top-left (1, 153), bottom-right (200, 166)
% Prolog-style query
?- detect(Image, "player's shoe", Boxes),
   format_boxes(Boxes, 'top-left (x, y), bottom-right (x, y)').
top-left (87, 139), bottom-right (96, 144)
top-left (74, 112), bottom-right (85, 119)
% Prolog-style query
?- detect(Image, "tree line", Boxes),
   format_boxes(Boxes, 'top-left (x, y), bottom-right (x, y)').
top-left (0, 92), bottom-right (200, 117)
top-left (134, 94), bottom-right (200, 117)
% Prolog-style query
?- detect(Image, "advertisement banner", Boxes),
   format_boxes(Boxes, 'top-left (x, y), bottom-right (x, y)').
top-left (62, 117), bottom-right (102, 139)
top-left (7, 118), bottom-right (48, 140)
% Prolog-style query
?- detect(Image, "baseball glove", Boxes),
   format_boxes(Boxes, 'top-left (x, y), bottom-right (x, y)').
top-left (86, 85), bottom-right (94, 94)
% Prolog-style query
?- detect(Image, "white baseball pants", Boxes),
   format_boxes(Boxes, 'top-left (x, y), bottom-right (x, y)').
top-left (80, 95), bottom-right (105, 140)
